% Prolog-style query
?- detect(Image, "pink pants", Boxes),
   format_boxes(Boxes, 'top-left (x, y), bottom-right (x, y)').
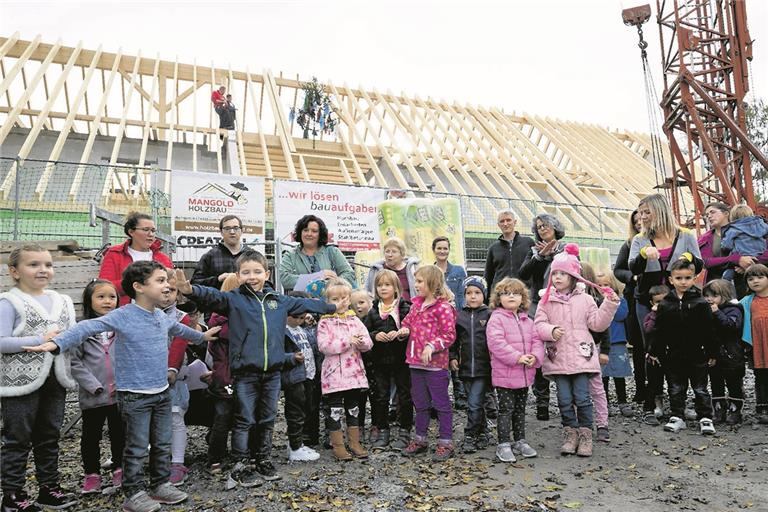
top-left (590, 374), bottom-right (608, 428)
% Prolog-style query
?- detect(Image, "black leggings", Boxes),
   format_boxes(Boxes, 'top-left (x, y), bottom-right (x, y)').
top-left (81, 404), bottom-right (124, 474)
top-left (323, 389), bottom-right (362, 431)
top-left (602, 377), bottom-right (627, 404)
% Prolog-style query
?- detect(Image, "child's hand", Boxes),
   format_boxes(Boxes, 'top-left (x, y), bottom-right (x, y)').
top-left (710, 303), bottom-right (719, 313)
top-left (167, 370), bottom-right (177, 384)
top-left (174, 269), bottom-right (193, 294)
top-left (22, 341), bottom-right (58, 353)
top-left (375, 332), bottom-right (390, 343)
top-left (294, 351), bottom-right (305, 364)
top-left (552, 327), bottom-right (564, 341)
top-left (707, 358), bottom-right (716, 367)
top-left (200, 370), bottom-right (214, 384)
top-left (646, 354), bottom-right (660, 366)
top-left (600, 287), bottom-right (618, 302)
top-left (202, 325), bottom-right (222, 341)
top-left (350, 334), bottom-right (365, 349)
top-left (651, 303), bottom-right (658, 312)
top-left (420, 345), bottom-right (434, 365)
top-left (517, 354), bottom-right (532, 367)
top-left (599, 354), bottom-right (609, 366)
top-left (335, 295), bottom-right (351, 313)
top-left (387, 330), bottom-right (399, 341)
top-left (450, 359), bottom-right (459, 371)
top-left (396, 327), bottom-right (410, 339)
top-left (42, 328), bottom-right (60, 343)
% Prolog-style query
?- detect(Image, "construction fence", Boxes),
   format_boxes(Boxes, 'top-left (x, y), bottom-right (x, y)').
top-left (0, 157), bottom-right (634, 270)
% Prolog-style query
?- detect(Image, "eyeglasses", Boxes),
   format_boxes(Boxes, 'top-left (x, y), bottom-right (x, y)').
top-left (221, 226), bottom-right (242, 233)
top-left (133, 227), bottom-right (157, 234)
top-left (536, 224), bottom-right (551, 231)
top-left (499, 292), bottom-right (523, 298)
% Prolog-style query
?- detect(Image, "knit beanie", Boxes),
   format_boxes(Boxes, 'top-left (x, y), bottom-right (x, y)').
top-left (539, 243), bottom-right (608, 304)
top-left (463, 276), bottom-right (488, 300)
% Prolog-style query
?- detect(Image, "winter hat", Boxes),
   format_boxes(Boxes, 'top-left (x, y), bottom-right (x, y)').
top-left (539, 243), bottom-right (610, 304)
top-left (463, 276), bottom-right (488, 300)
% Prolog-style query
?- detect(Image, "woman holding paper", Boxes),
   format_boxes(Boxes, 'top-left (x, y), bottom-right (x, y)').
top-left (279, 215), bottom-right (357, 291)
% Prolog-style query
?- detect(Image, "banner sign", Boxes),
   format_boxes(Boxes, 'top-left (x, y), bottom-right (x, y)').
top-left (274, 180), bottom-right (387, 251)
top-left (171, 170), bottom-right (265, 259)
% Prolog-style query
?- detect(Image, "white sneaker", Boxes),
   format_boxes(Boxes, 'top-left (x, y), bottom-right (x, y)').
top-left (699, 418), bottom-right (716, 435)
top-left (663, 416), bottom-right (686, 433)
top-left (289, 444), bottom-right (320, 462)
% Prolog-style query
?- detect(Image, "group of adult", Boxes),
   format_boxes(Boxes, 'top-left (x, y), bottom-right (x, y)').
top-left (100, 195), bottom-right (768, 419)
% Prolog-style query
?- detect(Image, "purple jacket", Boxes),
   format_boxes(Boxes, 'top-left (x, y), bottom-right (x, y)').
top-left (534, 286), bottom-right (619, 377)
top-left (486, 309), bottom-right (544, 390)
top-left (699, 229), bottom-right (768, 280)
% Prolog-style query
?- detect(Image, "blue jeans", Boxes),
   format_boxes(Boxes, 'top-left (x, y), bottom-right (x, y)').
top-left (117, 389), bottom-right (172, 497)
top-left (553, 374), bottom-right (593, 428)
top-left (231, 371), bottom-right (281, 461)
top-left (462, 377), bottom-right (490, 438)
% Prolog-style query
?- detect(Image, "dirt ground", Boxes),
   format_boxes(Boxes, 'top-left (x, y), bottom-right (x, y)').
top-left (46, 374), bottom-right (768, 512)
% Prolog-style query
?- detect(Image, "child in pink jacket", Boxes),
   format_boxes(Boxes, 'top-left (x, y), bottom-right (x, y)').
top-left (317, 279), bottom-right (373, 462)
top-left (534, 244), bottom-right (619, 458)
top-left (398, 266), bottom-right (457, 461)
top-left (487, 278), bottom-right (544, 464)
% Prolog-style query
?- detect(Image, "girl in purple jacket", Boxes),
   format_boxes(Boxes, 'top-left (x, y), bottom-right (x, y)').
top-left (487, 278), bottom-right (544, 463)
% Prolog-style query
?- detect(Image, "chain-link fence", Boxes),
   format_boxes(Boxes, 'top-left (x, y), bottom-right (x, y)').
top-left (1, 157), bottom-right (633, 269)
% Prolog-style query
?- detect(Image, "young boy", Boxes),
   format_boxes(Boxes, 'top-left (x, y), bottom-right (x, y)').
top-left (646, 259), bottom-right (717, 435)
top-left (27, 261), bottom-right (219, 512)
top-left (449, 277), bottom-right (492, 453)
top-left (174, 251), bottom-right (337, 486)
top-left (283, 292), bottom-right (321, 462)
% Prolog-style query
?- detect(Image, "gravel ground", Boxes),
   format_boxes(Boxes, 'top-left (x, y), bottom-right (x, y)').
top-left (24, 372), bottom-right (768, 512)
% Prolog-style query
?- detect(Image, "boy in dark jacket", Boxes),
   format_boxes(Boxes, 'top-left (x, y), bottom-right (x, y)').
top-left (450, 277), bottom-right (493, 453)
top-left (175, 251), bottom-right (337, 486)
top-left (282, 306), bottom-right (321, 462)
top-left (647, 259), bottom-right (717, 436)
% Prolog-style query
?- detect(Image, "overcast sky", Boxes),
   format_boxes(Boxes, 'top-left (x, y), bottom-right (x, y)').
top-left (1, 0), bottom-right (766, 133)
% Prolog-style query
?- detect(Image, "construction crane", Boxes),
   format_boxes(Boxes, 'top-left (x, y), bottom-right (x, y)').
top-left (623, 1), bottom-right (768, 228)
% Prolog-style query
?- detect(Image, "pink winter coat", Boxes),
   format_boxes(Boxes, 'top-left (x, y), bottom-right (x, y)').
top-left (402, 296), bottom-right (457, 370)
top-left (486, 308), bottom-right (545, 390)
top-left (317, 311), bottom-right (373, 395)
top-left (534, 286), bottom-right (619, 377)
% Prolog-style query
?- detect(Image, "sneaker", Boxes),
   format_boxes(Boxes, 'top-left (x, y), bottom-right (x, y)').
top-left (390, 428), bottom-right (411, 451)
top-left (536, 405), bottom-right (549, 421)
top-left (477, 431), bottom-right (490, 450)
top-left (663, 416), bottom-right (687, 433)
top-left (122, 490), bottom-right (160, 512)
top-left (512, 439), bottom-right (538, 458)
top-left (288, 445), bottom-right (320, 462)
top-left (495, 443), bottom-right (517, 462)
top-left (432, 442), bottom-right (454, 462)
top-left (229, 460), bottom-right (260, 488)
top-left (255, 460), bottom-right (282, 481)
top-left (462, 436), bottom-right (478, 454)
top-left (37, 486), bottom-right (77, 510)
top-left (618, 403), bottom-right (634, 418)
top-left (402, 439), bottom-right (428, 457)
top-left (597, 427), bottom-right (611, 443)
top-left (81, 474), bottom-right (101, 495)
top-left (149, 482), bottom-right (187, 505)
top-left (209, 463), bottom-right (223, 474)
top-left (684, 407), bottom-right (697, 421)
top-left (1, 490), bottom-right (42, 512)
top-left (699, 418), bottom-right (716, 435)
top-left (642, 411), bottom-right (660, 426)
top-left (169, 464), bottom-right (188, 486)
top-left (111, 468), bottom-right (123, 489)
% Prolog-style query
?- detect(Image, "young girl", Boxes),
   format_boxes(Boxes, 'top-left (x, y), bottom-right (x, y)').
top-left (0, 244), bottom-right (78, 511)
top-left (703, 279), bottom-right (745, 425)
top-left (70, 279), bottom-right (125, 495)
top-left (535, 244), bottom-right (619, 457)
top-left (595, 270), bottom-right (634, 418)
top-left (364, 270), bottom-right (412, 451)
top-left (741, 264), bottom-right (768, 424)
top-left (399, 266), bottom-right (457, 461)
top-left (486, 278), bottom-right (544, 463)
top-left (317, 278), bottom-right (373, 461)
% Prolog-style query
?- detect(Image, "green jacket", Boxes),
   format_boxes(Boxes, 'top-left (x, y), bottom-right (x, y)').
top-left (279, 245), bottom-right (358, 291)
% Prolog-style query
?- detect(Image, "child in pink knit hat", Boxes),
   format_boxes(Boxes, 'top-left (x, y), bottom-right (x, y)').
top-left (533, 244), bottom-right (620, 457)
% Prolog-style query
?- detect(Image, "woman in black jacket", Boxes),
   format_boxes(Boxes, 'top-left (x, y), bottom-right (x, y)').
top-left (614, 209), bottom-right (645, 403)
top-left (363, 269), bottom-right (412, 452)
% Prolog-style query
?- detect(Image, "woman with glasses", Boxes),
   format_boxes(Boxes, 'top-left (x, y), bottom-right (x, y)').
top-left (518, 213), bottom-right (566, 421)
top-left (191, 215), bottom-right (248, 290)
top-left (279, 214), bottom-right (357, 291)
top-left (98, 211), bottom-right (173, 305)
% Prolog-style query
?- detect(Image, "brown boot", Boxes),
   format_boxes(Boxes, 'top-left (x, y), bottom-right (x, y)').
top-left (347, 426), bottom-right (369, 459)
top-left (561, 426), bottom-right (579, 455)
top-left (576, 427), bottom-right (593, 457)
top-left (329, 430), bottom-right (352, 461)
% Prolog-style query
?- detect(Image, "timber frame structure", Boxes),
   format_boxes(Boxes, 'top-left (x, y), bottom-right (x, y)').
top-left (0, 34), bottom-right (664, 238)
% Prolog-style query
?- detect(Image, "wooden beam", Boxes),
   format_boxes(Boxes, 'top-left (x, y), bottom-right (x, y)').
top-left (245, 67), bottom-right (272, 179)
top-left (263, 68), bottom-right (297, 179)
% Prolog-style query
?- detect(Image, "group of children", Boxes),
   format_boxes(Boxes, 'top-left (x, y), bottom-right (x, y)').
top-left (2, 237), bottom-right (768, 512)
